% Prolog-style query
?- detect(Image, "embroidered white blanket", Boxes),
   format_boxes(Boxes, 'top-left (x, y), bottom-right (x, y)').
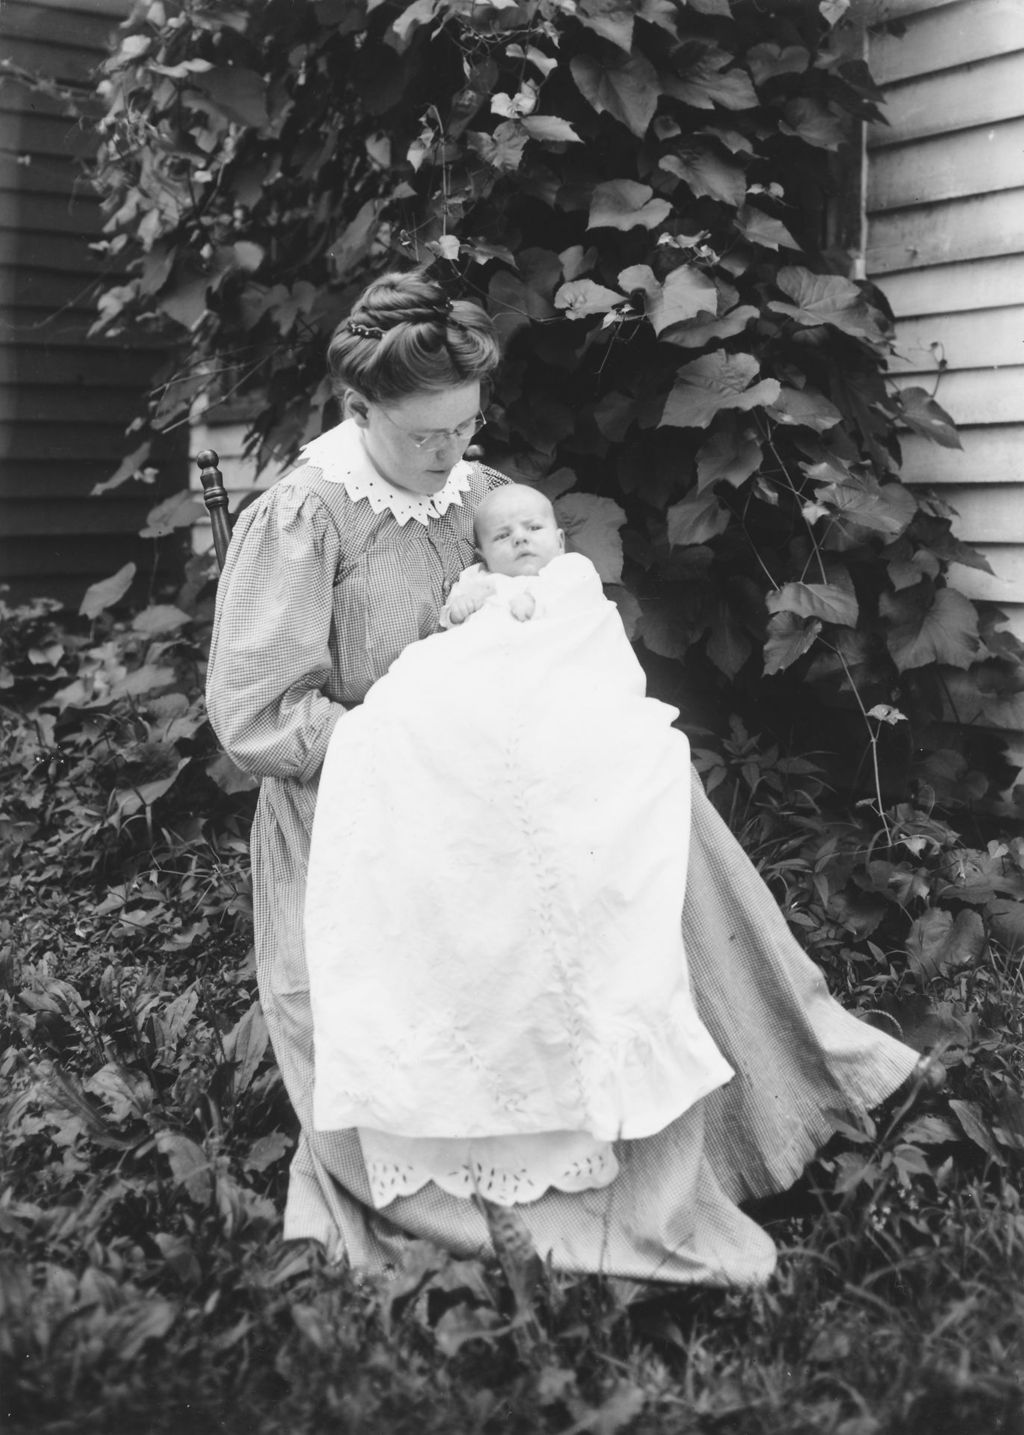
top-left (305, 553), bottom-right (733, 1139)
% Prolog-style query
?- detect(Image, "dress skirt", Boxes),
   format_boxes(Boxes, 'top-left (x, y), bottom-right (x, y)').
top-left (252, 764), bottom-right (920, 1287)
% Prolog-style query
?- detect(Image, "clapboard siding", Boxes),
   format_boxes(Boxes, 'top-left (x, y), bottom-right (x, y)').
top-left (868, 189), bottom-right (1024, 274)
top-left (887, 307), bottom-right (1024, 372)
top-left (0, 0), bottom-right (180, 607)
top-left (899, 427), bottom-right (1023, 486)
top-left (870, 0), bottom-right (1024, 84)
top-left (868, 51), bottom-right (1024, 148)
top-left (880, 255), bottom-right (1024, 316)
top-left (867, 0), bottom-right (1024, 770)
top-left (868, 119), bottom-right (1024, 212)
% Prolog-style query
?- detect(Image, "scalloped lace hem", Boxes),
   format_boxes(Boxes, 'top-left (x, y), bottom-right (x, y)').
top-left (358, 1127), bottom-right (620, 1209)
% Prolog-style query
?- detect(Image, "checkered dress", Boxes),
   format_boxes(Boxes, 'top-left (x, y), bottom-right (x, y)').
top-left (206, 446), bottom-right (920, 1286)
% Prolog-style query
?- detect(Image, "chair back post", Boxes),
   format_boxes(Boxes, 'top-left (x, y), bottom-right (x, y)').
top-left (196, 449), bottom-right (232, 571)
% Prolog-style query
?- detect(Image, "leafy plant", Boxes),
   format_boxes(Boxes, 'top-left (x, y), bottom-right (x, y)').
top-left (12, 0), bottom-right (1005, 816)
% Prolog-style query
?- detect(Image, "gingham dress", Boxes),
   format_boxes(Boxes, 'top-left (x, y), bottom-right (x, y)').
top-left (206, 423), bottom-right (920, 1286)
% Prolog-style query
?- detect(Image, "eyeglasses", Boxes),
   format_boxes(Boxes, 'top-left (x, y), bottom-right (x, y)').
top-left (376, 407), bottom-right (485, 452)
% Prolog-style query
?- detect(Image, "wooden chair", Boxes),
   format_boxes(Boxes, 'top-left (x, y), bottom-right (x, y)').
top-left (196, 449), bottom-right (232, 571)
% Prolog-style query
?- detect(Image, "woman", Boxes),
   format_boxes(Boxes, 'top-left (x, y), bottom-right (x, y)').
top-left (207, 267), bottom-right (920, 1285)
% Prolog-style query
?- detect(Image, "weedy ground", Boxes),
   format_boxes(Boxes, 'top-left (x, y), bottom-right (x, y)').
top-left (2, 597), bottom-right (1023, 1435)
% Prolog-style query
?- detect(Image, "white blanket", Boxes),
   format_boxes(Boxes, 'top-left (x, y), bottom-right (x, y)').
top-left (306, 553), bottom-right (733, 1139)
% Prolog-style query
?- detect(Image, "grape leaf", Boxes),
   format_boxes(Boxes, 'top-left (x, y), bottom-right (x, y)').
top-left (647, 265), bottom-right (719, 333)
top-left (667, 488), bottom-right (731, 546)
top-left (140, 491), bottom-right (206, 539)
top-left (570, 51), bottom-right (659, 137)
top-left (520, 115), bottom-right (582, 143)
top-left (896, 387), bottom-right (962, 449)
top-left (554, 278), bottom-right (625, 318)
top-left (556, 492), bottom-right (626, 582)
top-left (769, 265), bottom-right (887, 343)
top-left (660, 145), bottom-right (746, 207)
top-left (766, 581), bottom-right (859, 627)
top-left (79, 563), bottom-right (136, 619)
top-left (588, 179), bottom-right (672, 231)
top-left (663, 304), bottom-right (758, 348)
top-left (810, 472), bottom-right (916, 537)
top-left (779, 97), bottom-right (845, 149)
top-left (660, 352), bottom-right (780, 430)
top-left (577, 0), bottom-right (634, 51)
top-left (764, 611), bottom-right (822, 674)
top-left (766, 386), bottom-right (841, 432)
top-left (881, 585), bottom-right (981, 671)
top-left (733, 204), bottom-right (800, 251)
top-left (192, 67), bottom-right (269, 127)
top-left (664, 48), bottom-right (757, 111)
top-left (746, 43), bottom-right (810, 86)
top-left (697, 422), bottom-right (762, 488)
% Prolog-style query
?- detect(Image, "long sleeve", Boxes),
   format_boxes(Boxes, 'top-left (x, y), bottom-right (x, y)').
top-left (206, 481), bottom-right (345, 782)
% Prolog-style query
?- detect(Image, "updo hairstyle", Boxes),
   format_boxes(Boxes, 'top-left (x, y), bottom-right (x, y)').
top-left (327, 268), bottom-right (500, 406)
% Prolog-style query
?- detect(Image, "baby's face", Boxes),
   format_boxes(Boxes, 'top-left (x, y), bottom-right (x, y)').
top-left (476, 487), bottom-right (564, 577)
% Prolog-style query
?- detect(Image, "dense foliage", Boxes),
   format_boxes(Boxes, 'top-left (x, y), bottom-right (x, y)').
top-left (3, 4), bottom-right (1024, 1429)
top-left (2, 592), bottom-right (1023, 1432)
top-left (83, 0), bottom-right (1023, 812)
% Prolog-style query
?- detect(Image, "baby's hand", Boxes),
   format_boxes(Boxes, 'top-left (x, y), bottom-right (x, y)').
top-left (446, 593), bottom-right (484, 625)
top-left (508, 591), bottom-right (536, 622)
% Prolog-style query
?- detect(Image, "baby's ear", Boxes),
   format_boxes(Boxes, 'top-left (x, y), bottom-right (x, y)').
top-left (556, 529), bottom-right (565, 551)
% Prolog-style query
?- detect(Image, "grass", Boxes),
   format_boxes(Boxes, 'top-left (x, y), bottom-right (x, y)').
top-left (1, 618), bottom-right (1023, 1434)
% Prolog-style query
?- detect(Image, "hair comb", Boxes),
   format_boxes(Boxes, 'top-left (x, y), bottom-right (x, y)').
top-left (347, 320), bottom-right (384, 339)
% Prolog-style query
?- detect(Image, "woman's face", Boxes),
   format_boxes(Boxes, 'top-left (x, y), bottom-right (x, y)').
top-left (351, 382), bottom-right (483, 495)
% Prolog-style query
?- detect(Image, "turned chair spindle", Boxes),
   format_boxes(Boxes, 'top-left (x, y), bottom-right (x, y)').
top-left (196, 448), bottom-right (232, 571)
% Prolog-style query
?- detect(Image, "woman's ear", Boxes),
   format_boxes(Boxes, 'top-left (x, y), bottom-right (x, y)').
top-left (345, 389), bottom-right (371, 427)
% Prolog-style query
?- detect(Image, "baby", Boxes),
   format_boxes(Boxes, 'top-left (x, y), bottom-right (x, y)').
top-left (441, 483), bottom-right (565, 626)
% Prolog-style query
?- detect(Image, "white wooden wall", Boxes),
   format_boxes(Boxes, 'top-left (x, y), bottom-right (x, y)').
top-left (866, 0), bottom-right (1024, 650)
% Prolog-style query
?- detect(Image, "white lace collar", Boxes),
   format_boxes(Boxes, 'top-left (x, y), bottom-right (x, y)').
top-left (298, 419), bottom-right (473, 527)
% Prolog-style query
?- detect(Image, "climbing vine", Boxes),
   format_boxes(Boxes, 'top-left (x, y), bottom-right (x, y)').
top-left (81, 0), bottom-right (1022, 810)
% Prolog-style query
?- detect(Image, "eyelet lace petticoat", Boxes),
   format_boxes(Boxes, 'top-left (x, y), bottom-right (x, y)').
top-left (358, 1127), bottom-right (620, 1208)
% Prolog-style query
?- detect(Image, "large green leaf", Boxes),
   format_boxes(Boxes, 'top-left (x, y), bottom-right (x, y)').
top-left (766, 386), bottom-right (841, 432)
top-left (666, 488), bottom-right (731, 546)
top-left (769, 265), bottom-right (887, 343)
top-left (140, 491), bottom-right (206, 539)
top-left (192, 66), bottom-right (268, 127)
top-left (763, 611), bottom-right (822, 674)
top-left (660, 145), bottom-right (746, 207)
top-left (660, 353), bottom-right (780, 430)
top-left (663, 304), bottom-right (758, 348)
top-left (697, 422), bottom-right (762, 489)
top-left (896, 386), bottom-right (962, 449)
top-left (555, 492), bottom-right (626, 582)
top-left (520, 115), bottom-right (582, 144)
top-left (779, 98), bottom-right (845, 149)
top-left (570, 51), bottom-right (659, 137)
top-left (553, 278), bottom-right (625, 319)
top-left (881, 585), bottom-right (981, 671)
top-left (588, 179), bottom-right (671, 231)
top-left (746, 43), bottom-right (810, 86)
top-left (577, 0), bottom-right (634, 51)
top-left (664, 45), bottom-right (757, 111)
top-left (766, 581), bottom-right (859, 627)
top-left (647, 265), bottom-right (718, 334)
top-left (733, 204), bottom-right (800, 251)
top-left (809, 470), bottom-right (916, 537)
top-left (79, 563), bottom-right (136, 620)
top-left (907, 907), bottom-right (985, 980)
